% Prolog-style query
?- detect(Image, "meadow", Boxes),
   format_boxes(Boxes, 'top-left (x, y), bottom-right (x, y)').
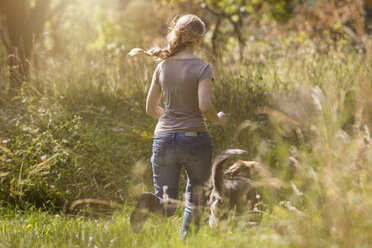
top-left (1, 17), bottom-right (372, 247)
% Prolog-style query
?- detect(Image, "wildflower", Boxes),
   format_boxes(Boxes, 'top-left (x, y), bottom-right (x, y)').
top-left (107, 42), bottom-right (117, 50)
top-left (338, 39), bottom-right (347, 46)
top-left (333, 23), bottom-right (343, 32)
top-left (250, 36), bottom-right (255, 42)
top-left (132, 128), bottom-right (141, 134)
top-left (26, 224), bottom-right (33, 229)
top-left (256, 194), bottom-right (261, 200)
top-left (2, 139), bottom-right (10, 144)
top-left (140, 131), bottom-right (154, 140)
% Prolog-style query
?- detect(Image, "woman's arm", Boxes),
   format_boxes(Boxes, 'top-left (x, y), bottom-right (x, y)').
top-left (146, 81), bottom-right (164, 119)
top-left (198, 78), bottom-right (226, 125)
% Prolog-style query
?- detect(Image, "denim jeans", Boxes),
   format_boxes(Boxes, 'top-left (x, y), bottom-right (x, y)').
top-left (150, 132), bottom-right (213, 238)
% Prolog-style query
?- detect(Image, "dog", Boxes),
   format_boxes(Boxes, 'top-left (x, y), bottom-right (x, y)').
top-left (208, 149), bottom-right (262, 228)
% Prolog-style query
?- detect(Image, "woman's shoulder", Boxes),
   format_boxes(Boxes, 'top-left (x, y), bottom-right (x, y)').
top-left (192, 58), bottom-right (213, 73)
top-left (163, 57), bottom-right (211, 67)
top-left (156, 60), bottom-right (166, 67)
top-left (157, 58), bottom-right (213, 77)
top-left (153, 60), bottom-right (166, 73)
top-left (190, 57), bottom-right (213, 70)
top-left (194, 57), bottom-right (210, 66)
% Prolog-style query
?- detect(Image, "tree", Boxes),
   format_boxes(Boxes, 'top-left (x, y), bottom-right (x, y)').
top-left (201, 0), bottom-right (249, 61)
top-left (0, 0), bottom-right (68, 91)
top-left (161, 0), bottom-right (294, 61)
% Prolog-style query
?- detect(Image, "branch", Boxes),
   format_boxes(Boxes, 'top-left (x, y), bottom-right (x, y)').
top-left (202, 2), bottom-right (237, 20)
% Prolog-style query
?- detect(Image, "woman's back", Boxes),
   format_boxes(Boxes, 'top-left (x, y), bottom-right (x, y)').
top-left (154, 58), bottom-right (213, 135)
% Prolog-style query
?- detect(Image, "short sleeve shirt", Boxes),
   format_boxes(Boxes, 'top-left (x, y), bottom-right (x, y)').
top-left (152, 58), bottom-right (214, 135)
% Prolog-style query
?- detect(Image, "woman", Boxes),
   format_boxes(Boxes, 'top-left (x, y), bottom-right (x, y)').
top-left (128, 14), bottom-right (226, 238)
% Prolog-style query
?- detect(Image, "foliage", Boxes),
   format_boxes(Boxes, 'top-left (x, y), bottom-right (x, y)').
top-left (1, 0), bottom-right (372, 247)
top-left (0, 87), bottom-right (135, 210)
top-left (160, 0), bottom-right (294, 60)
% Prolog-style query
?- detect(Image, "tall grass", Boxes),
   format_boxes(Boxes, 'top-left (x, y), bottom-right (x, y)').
top-left (0, 206), bottom-right (285, 248)
top-left (1, 31), bottom-right (372, 247)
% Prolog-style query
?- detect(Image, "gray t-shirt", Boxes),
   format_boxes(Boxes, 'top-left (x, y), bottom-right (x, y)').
top-left (152, 58), bottom-right (214, 135)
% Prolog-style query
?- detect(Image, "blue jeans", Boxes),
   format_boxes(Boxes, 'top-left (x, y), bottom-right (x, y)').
top-left (150, 132), bottom-right (213, 238)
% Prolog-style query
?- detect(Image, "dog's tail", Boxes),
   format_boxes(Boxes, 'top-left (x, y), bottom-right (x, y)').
top-left (212, 149), bottom-right (246, 196)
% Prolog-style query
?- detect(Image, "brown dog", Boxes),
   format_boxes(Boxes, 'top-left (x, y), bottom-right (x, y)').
top-left (208, 149), bottom-right (261, 228)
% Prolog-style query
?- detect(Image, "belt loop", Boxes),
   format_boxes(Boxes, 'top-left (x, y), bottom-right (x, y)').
top-left (184, 132), bottom-right (197, 137)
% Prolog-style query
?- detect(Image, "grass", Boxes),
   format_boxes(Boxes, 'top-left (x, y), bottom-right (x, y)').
top-left (0, 207), bottom-right (288, 248)
top-left (1, 29), bottom-right (372, 247)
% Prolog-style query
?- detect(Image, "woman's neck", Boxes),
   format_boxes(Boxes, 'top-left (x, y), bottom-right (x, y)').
top-left (171, 47), bottom-right (197, 59)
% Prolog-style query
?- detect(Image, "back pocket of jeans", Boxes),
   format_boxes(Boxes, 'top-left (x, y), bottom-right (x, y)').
top-left (153, 134), bottom-right (173, 146)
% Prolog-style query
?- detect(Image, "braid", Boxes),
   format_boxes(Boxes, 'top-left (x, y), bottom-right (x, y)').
top-left (168, 33), bottom-right (186, 57)
top-left (145, 48), bottom-right (170, 60)
top-left (128, 47), bottom-right (170, 60)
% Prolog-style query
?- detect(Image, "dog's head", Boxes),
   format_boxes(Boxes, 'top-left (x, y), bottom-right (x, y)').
top-left (224, 160), bottom-right (262, 179)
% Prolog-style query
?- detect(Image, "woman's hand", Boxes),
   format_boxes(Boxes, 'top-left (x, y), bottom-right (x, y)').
top-left (217, 112), bottom-right (227, 125)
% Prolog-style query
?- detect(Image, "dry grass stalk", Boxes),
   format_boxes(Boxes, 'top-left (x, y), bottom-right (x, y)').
top-left (69, 198), bottom-right (121, 212)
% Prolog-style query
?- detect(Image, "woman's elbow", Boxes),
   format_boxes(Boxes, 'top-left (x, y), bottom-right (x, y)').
top-left (146, 106), bottom-right (158, 117)
top-left (199, 106), bottom-right (207, 114)
top-left (145, 106), bottom-right (152, 116)
top-left (146, 109), bottom-right (152, 116)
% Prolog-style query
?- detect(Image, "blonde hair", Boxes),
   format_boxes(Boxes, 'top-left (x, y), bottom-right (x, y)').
top-left (128, 14), bottom-right (206, 60)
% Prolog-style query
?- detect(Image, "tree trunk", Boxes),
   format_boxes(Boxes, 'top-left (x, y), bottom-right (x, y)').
top-left (0, 0), bottom-right (50, 93)
top-left (230, 17), bottom-right (245, 62)
top-left (212, 17), bottom-right (222, 60)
